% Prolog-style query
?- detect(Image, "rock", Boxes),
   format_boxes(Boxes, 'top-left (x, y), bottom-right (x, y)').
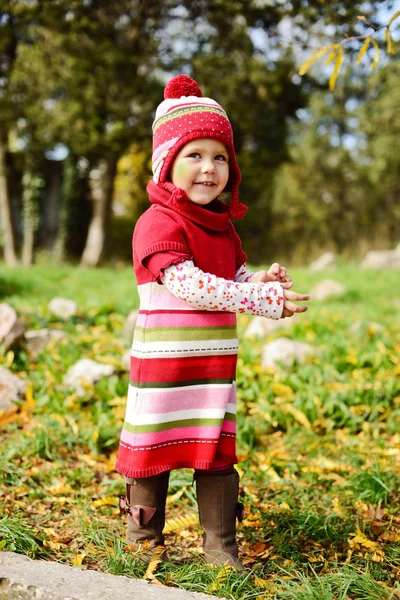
top-left (309, 251), bottom-right (336, 272)
top-left (25, 329), bottom-right (67, 355)
top-left (64, 358), bottom-right (116, 396)
top-left (262, 337), bottom-right (316, 369)
top-left (0, 551), bottom-right (217, 600)
top-left (48, 297), bottom-right (78, 319)
top-left (122, 310), bottom-right (139, 340)
top-left (122, 349), bottom-right (131, 371)
top-left (361, 247), bottom-right (400, 269)
top-left (244, 314), bottom-right (298, 338)
top-left (309, 279), bottom-right (346, 301)
top-left (0, 366), bottom-right (27, 416)
top-left (0, 303), bottom-right (26, 351)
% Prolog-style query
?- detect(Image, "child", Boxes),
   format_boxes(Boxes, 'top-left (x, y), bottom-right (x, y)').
top-left (116, 75), bottom-right (309, 569)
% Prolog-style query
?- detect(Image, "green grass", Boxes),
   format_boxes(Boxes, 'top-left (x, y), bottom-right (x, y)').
top-left (1, 262), bottom-right (399, 599)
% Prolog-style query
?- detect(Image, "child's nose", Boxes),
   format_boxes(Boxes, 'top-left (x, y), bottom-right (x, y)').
top-left (201, 159), bottom-right (216, 173)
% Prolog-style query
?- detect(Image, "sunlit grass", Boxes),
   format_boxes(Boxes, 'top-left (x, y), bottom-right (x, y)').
top-left (1, 263), bottom-right (399, 598)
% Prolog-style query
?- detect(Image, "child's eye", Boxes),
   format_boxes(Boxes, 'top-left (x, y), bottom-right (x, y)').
top-left (188, 152), bottom-right (201, 158)
top-left (215, 154), bottom-right (227, 161)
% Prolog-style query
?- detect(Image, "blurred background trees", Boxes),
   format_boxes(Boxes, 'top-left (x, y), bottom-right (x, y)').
top-left (0, 0), bottom-right (398, 266)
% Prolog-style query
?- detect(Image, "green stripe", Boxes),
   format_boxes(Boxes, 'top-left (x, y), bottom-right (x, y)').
top-left (123, 416), bottom-right (235, 434)
top-left (134, 325), bottom-right (237, 343)
top-left (153, 105), bottom-right (226, 131)
top-left (129, 377), bottom-right (234, 389)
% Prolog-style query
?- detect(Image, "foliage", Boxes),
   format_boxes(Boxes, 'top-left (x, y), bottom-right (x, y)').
top-left (299, 11), bottom-right (399, 88)
top-left (1, 263), bottom-right (399, 598)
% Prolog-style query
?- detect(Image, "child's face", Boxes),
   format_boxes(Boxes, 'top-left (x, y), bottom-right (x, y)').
top-left (170, 138), bottom-right (229, 206)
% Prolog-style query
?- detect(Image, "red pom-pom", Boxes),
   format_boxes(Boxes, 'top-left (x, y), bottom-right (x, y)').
top-left (164, 75), bottom-right (202, 100)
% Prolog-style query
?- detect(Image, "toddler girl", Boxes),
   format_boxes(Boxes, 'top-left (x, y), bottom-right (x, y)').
top-left (116, 75), bottom-right (309, 569)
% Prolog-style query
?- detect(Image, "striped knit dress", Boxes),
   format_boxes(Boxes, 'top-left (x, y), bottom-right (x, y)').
top-left (115, 193), bottom-right (246, 478)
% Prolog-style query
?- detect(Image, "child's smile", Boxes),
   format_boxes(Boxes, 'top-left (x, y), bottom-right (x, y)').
top-left (170, 138), bottom-right (229, 206)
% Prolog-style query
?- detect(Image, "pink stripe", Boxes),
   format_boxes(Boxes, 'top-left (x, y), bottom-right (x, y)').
top-left (121, 425), bottom-right (223, 447)
top-left (129, 386), bottom-right (234, 414)
top-left (152, 136), bottom-right (179, 162)
top-left (221, 420), bottom-right (236, 434)
top-left (136, 311), bottom-right (236, 328)
top-left (143, 290), bottom-right (190, 310)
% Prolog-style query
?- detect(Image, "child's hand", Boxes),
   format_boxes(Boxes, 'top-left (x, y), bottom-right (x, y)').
top-left (252, 262), bottom-right (293, 289)
top-left (281, 288), bottom-right (310, 318)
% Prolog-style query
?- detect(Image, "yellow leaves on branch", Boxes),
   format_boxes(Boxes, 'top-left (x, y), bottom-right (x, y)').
top-left (299, 10), bottom-right (399, 88)
top-left (356, 37), bottom-right (371, 64)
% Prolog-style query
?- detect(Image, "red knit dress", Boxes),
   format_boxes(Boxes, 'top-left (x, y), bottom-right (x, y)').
top-left (115, 193), bottom-right (246, 478)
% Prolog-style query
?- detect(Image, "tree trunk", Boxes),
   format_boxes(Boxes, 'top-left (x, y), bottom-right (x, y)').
top-left (80, 156), bottom-right (118, 267)
top-left (0, 132), bottom-right (18, 266)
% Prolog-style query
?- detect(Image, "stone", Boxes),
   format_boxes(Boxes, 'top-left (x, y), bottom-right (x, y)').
top-left (63, 358), bottom-right (116, 396)
top-left (361, 248), bottom-right (400, 269)
top-left (48, 297), bottom-right (78, 319)
top-left (25, 329), bottom-right (66, 355)
top-left (0, 366), bottom-right (27, 417)
top-left (244, 314), bottom-right (298, 339)
top-left (122, 310), bottom-right (139, 340)
top-left (0, 551), bottom-right (217, 600)
top-left (122, 349), bottom-right (131, 371)
top-left (0, 303), bottom-right (26, 351)
top-left (309, 279), bottom-right (346, 301)
top-left (262, 337), bottom-right (316, 369)
top-left (309, 251), bottom-right (336, 272)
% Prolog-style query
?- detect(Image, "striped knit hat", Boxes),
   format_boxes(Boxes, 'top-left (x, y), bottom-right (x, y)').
top-left (151, 74), bottom-right (247, 219)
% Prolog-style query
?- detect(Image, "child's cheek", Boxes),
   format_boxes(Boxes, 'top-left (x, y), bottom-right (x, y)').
top-left (173, 161), bottom-right (191, 181)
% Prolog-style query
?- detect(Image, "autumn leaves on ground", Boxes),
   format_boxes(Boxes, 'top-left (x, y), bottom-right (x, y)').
top-left (1, 264), bottom-right (399, 600)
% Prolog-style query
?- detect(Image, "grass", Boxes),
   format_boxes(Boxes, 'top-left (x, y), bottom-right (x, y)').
top-left (1, 261), bottom-right (399, 599)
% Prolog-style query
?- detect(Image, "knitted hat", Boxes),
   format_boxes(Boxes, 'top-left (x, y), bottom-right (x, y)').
top-left (151, 74), bottom-right (247, 219)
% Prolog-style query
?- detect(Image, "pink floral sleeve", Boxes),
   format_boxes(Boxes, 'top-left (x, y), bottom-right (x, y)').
top-left (161, 260), bottom-right (284, 319)
top-left (235, 263), bottom-right (255, 283)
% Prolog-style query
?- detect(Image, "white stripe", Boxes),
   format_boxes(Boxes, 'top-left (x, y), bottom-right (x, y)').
top-left (154, 96), bottom-right (223, 120)
top-left (127, 382), bottom-right (233, 394)
top-left (131, 338), bottom-right (238, 357)
top-left (126, 405), bottom-right (235, 425)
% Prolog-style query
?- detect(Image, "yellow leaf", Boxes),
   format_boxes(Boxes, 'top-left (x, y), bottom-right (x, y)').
top-left (329, 47), bottom-right (344, 90)
top-left (371, 549), bottom-right (385, 563)
top-left (306, 554), bottom-right (325, 563)
top-left (332, 497), bottom-right (345, 517)
top-left (167, 487), bottom-right (186, 505)
top-left (356, 36), bottom-right (371, 64)
top-left (216, 564), bottom-right (234, 583)
top-left (388, 10), bottom-right (400, 27)
top-left (163, 512), bottom-right (198, 534)
top-left (49, 481), bottom-right (72, 495)
top-left (280, 502), bottom-right (291, 511)
top-left (5, 351), bottom-right (14, 368)
top-left (91, 497), bottom-right (119, 509)
top-left (299, 46), bottom-right (332, 76)
top-left (325, 51), bottom-right (336, 66)
top-left (253, 577), bottom-right (276, 591)
top-left (65, 414), bottom-right (79, 436)
top-left (143, 545), bottom-right (166, 584)
top-left (270, 382), bottom-right (295, 399)
top-left (384, 29), bottom-right (395, 55)
top-left (72, 553), bottom-right (86, 566)
top-left (370, 39), bottom-right (380, 71)
top-left (281, 404), bottom-right (311, 429)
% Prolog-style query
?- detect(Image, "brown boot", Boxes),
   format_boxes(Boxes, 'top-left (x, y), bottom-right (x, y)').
top-left (119, 471), bottom-right (170, 561)
top-left (194, 467), bottom-right (244, 570)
